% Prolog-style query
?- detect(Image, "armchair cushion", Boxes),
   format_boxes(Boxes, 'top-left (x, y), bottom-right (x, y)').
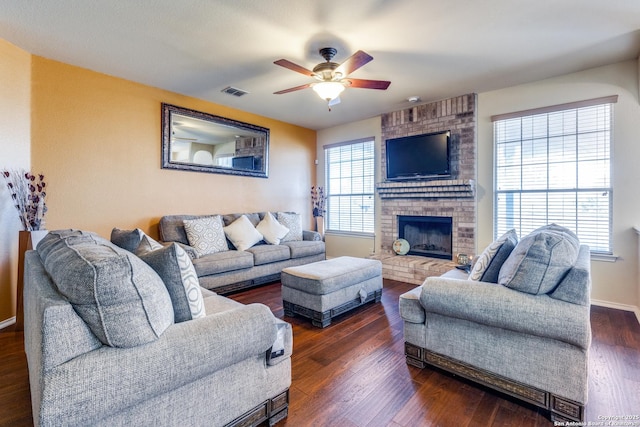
top-left (37, 230), bottom-right (174, 348)
top-left (498, 224), bottom-right (580, 295)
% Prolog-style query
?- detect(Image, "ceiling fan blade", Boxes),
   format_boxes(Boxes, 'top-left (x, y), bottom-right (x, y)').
top-left (335, 50), bottom-right (373, 77)
top-left (273, 83), bottom-right (312, 94)
top-left (344, 78), bottom-right (391, 90)
top-left (273, 59), bottom-right (316, 77)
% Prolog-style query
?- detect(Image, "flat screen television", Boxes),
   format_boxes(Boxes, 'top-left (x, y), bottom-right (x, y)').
top-left (385, 130), bottom-right (451, 181)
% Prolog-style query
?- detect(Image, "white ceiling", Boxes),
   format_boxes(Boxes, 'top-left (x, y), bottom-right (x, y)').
top-left (1, 0), bottom-right (639, 130)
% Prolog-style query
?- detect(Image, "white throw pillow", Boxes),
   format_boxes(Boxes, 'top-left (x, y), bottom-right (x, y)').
top-left (183, 215), bottom-right (229, 257)
top-left (277, 212), bottom-right (303, 242)
top-left (224, 215), bottom-right (264, 251)
top-left (256, 212), bottom-right (290, 245)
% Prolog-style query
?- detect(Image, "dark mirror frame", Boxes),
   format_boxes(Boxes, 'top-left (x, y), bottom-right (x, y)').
top-left (161, 103), bottom-right (269, 178)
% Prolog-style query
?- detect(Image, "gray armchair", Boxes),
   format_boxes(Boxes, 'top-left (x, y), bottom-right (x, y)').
top-left (400, 226), bottom-right (592, 422)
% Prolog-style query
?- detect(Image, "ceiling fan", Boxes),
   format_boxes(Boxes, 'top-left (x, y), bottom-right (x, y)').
top-left (273, 47), bottom-right (391, 109)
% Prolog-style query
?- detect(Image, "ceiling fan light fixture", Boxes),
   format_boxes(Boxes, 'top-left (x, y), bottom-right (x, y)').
top-left (312, 81), bottom-right (345, 101)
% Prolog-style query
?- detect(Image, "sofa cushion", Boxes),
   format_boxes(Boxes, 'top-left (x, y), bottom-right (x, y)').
top-left (137, 240), bottom-right (206, 323)
top-left (277, 212), bottom-right (302, 242)
top-left (282, 240), bottom-right (326, 259)
top-left (256, 212), bottom-right (289, 245)
top-left (191, 250), bottom-right (254, 276)
top-left (246, 244), bottom-right (291, 265)
top-left (110, 228), bottom-right (144, 252)
top-left (184, 215), bottom-right (229, 257)
top-left (223, 215), bottom-right (264, 251)
top-left (37, 230), bottom-right (174, 348)
top-left (469, 229), bottom-right (518, 283)
top-left (498, 224), bottom-right (580, 295)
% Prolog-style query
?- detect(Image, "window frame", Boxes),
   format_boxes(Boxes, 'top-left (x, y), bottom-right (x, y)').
top-left (323, 137), bottom-right (376, 236)
top-left (491, 96), bottom-right (617, 255)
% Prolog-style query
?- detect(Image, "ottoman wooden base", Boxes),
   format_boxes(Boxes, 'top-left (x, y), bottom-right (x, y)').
top-left (284, 289), bottom-right (382, 328)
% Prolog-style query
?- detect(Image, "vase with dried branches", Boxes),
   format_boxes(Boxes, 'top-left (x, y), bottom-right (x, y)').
top-left (2, 169), bottom-right (48, 231)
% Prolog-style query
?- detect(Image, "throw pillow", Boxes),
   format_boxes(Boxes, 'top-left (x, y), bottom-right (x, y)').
top-left (498, 224), bottom-right (580, 295)
top-left (468, 229), bottom-right (518, 283)
top-left (256, 212), bottom-right (290, 245)
top-left (37, 230), bottom-right (174, 348)
top-left (183, 215), bottom-right (229, 257)
top-left (223, 215), bottom-right (264, 251)
top-left (110, 228), bottom-right (144, 252)
top-left (137, 242), bottom-right (206, 323)
top-left (277, 212), bottom-right (303, 242)
top-left (134, 233), bottom-right (164, 256)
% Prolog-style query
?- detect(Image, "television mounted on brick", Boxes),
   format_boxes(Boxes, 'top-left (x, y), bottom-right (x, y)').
top-left (385, 130), bottom-right (450, 181)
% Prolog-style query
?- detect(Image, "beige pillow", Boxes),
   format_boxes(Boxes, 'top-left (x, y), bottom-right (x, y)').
top-left (256, 212), bottom-right (290, 245)
top-left (223, 215), bottom-right (264, 251)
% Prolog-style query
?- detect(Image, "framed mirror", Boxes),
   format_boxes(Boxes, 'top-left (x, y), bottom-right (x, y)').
top-left (161, 103), bottom-right (269, 178)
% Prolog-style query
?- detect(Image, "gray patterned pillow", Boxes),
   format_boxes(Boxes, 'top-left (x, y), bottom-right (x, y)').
top-left (468, 229), bottom-right (518, 283)
top-left (137, 242), bottom-right (206, 323)
top-left (277, 212), bottom-right (303, 242)
top-left (183, 215), bottom-right (229, 257)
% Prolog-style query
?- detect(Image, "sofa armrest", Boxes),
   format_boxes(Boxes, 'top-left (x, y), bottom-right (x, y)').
top-left (40, 303), bottom-right (279, 423)
top-left (419, 277), bottom-right (591, 349)
top-left (399, 286), bottom-right (425, 324)
top-left (303, 230), bottom-right (322, 241)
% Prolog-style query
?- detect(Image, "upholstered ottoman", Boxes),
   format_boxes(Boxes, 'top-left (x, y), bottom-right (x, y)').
top-left (281, 256), bottom-right (383, 327)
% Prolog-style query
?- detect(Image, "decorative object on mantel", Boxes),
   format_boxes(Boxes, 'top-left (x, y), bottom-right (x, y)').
top-left (311, 186), bottom-right (326, 237)
top-left (2, 169), bottom-right (48, 331)
top-left (393, 238), bottom-right (410, 255)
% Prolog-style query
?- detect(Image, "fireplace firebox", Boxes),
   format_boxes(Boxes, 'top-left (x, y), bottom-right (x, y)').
top-left (398, 215), bottom-right (453, 260)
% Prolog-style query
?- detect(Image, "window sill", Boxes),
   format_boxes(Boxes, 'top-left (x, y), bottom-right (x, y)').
top-left (590, 253), bottom-right (619, 263)
top-left (325, 230), bottom-right (375, 239)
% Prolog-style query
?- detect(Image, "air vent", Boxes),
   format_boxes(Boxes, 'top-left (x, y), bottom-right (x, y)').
top-left (221, 86), bottom-right (249, 97)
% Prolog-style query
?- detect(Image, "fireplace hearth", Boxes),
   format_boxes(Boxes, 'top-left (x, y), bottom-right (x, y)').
top-left (398, 215), bottom-right (453, 260)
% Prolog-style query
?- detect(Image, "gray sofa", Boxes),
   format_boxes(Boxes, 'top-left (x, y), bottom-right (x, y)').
top-left (400, 225), bottom-right (592, 422)
top-left (24, 230), bottom-right (292, 427)
top-left (158, 212), bottom-right (326, 294)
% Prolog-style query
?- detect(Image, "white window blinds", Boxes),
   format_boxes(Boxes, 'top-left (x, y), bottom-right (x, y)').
top-left (324, 139), bottom-right (375, 234)
top-left (493, 96), bottom-right (615, 253)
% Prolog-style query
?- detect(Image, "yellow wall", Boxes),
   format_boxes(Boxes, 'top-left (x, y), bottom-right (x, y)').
top-left (30, 57), bottom-right (317, 243)
top-left (0, 39), bottom-right (31, 323)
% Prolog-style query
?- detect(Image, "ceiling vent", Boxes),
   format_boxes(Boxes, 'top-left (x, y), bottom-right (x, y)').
top-left (221, 86), bottom-right (249, 97)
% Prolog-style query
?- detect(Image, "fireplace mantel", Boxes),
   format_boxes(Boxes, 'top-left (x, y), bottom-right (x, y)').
top-left (376, 179), bottom-right (475, 199)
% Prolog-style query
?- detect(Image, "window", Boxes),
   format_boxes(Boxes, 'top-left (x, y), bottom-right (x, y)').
top-left (324, 138), bottom-right (375, 234)
top-left (493, 96), bottom-right (616, 254)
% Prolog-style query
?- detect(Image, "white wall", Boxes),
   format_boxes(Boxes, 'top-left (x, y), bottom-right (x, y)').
top-left (478, 60), bottom-right (640, 311)
top-left (317, 116), bottom-right (382, 258)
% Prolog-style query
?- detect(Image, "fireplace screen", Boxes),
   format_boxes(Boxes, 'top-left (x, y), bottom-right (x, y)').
top-left (398, 215), bottom-right (453, 260)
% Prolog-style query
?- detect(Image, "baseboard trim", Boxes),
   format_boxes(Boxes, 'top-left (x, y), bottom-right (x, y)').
top-left (0, 317), bottom-right (16, 330)
top-left (591, 299), bottom-right (640, 325)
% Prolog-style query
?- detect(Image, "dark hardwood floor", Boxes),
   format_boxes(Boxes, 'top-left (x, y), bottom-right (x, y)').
top-left (1, 279), bottom-right (639, 427)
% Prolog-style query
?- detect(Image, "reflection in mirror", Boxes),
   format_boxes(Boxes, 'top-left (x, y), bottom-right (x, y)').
top-left (161, 103), bottom-right (269, 178)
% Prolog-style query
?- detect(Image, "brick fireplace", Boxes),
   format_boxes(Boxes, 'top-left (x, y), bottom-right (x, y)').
top-left (371, 93), bottom-right (477, 285)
